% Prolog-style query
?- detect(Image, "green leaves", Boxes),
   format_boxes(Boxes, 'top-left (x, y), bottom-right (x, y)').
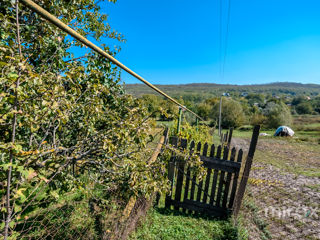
top-left (7, 72), bottom-right (19, 80)
top-left (0, 1), bottom-right (167, 238)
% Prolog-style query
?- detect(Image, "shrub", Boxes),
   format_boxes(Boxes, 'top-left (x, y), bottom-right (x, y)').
top-left (296, 102), bottom-right (313, 114)
top-left (262, 102), bottom-right (292, 128)
top-left (211, 98), bottom-right (246, 128)
top-left (250, 114), bottom-right (267, 126)
top-left (197, 103), bottom-right (211, 120)
top-left (0, 1), bottom-right (174, 238)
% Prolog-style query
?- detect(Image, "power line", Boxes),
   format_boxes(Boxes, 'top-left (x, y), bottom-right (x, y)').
top-left (222, 0), bottom-right (231, 79)
top-left (219, 0), bottom-right (223, 77)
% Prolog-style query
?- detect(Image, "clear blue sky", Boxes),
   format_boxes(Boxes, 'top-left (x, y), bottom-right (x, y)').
top-left (85, 0), bottom-right (320, 85)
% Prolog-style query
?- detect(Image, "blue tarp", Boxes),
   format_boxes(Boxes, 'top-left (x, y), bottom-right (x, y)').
top-left (274, 126), bottom-right (294, 137)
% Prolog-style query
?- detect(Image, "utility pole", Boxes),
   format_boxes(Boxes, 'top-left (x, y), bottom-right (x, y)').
top-left (176, 107), bottom-right (183, 135)
top-left (218, 96), bottom-right (222, 136)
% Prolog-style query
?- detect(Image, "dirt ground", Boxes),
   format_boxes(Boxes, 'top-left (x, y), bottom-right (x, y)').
top-left (233, 137), bottom-right (320, 240)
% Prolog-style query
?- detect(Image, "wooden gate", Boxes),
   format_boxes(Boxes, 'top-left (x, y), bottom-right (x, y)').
top-left (165, 126), bottom-right (260, 218)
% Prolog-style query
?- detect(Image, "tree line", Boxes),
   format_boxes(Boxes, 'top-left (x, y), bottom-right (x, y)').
top-left (139, 93), bottom-right (320, 129)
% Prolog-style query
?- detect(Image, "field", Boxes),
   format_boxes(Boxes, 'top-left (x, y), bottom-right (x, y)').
top-left (130, 115), bottom-right (320, 239)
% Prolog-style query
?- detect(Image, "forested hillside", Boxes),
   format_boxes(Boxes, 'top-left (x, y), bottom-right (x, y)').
top-left (126, 82), bottom-right (320, 102)
top-left (129, 82), bottom-right (320, 130)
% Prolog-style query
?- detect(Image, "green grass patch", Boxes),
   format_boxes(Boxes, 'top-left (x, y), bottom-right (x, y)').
top-left (254, 149), bottom-right (320, 177)
top-left (129, 207), bottom-right (238, 240)
top-left (304, 184), bottom-right (320, 192)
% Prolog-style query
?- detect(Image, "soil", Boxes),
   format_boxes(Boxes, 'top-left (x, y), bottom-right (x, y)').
top-left (232, 137), bottom-right (320, 240)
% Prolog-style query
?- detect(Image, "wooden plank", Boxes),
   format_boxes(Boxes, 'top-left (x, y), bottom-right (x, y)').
top-left (165, 137), bottom-right (178, 208)
top-left (233, 125), bottom-right (260, 217)
top-left (202, 144), bottom-right (215, 204)
top-left (225, 131), bottom-right (229, 143)
top-left (196, 143), bottom-right (208, 202)
top-left (174, 138), bottom-right (187, 210)
top-left (216, 146), bottom-right (229, 207)
top-left (209, 145), bottom-right (221, 205)
top-left (228, 149), bottom-right (243, 209)
top-left (129, 128), bottom-right (168, 220)
top-left (183, 141), bottom-right (195, 213)
top-left (147, 128), bottom-right (169, 165)
top-left (166, 199), bottom-right (230, 218)
top-left (190, 142), bottom-right (201, 201)
top-left (183, 142), bottom-right (195, 200)
top-left (227, 128), bottom-right (233, 148)
top-left (200, 156), bottom-right (241, 173)
top-left (222, 147), bottom-right (236, 208)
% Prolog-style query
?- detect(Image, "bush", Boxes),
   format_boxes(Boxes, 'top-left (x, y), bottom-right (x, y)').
top-left (197, 103), bottom-right (211, 120)
top-left (263, 102), bottom-right (292, 128)
top-left (211, 98), bottom-right (246, 128)
top-left (250, 114), bottom-right (267, 126)
top-left (296, 102), bottom-right (313, 114)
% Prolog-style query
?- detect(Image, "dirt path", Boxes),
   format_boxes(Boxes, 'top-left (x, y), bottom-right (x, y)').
top-left (233, 137), bottom-right (320, 240)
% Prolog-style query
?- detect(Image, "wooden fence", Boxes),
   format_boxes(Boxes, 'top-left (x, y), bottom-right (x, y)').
top-left (165, 126), bottom-right (260, 218)
top-left (220, 127), bottom-right (233, 147)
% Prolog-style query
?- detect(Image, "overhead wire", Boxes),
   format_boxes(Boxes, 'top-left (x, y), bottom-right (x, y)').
top-left (219, 0), bottom-right (223, 77)
top-left (222, 0), bottom-right (231, 79)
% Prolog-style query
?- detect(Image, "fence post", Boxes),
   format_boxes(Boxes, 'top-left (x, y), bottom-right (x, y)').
top-left (196, 117), bottom-right (199, 131)
top-left (218, 96), bottom-right (222, 136)
top-left (227, 127), bottom-right (233, 148)
top-left (233, 125), bottom-right (260, 217)
top-left (176, 107), bottom-right (182, 135)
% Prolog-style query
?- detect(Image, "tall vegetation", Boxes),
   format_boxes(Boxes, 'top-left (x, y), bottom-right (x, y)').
top-left (262, 101), bottom-right (292, 128)
top-left (211, 98), bottom-right (246, 128)
top-left (0, 1), bottom-right (186, 238)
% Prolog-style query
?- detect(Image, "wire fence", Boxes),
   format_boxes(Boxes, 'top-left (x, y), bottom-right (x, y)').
top-left (1, 128), bottom-right (169, 240)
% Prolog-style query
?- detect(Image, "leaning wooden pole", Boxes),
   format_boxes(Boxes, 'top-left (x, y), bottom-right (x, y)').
top-left (233, 125), bottom-right (260, 217)
top-left (218, 96), bottom-right (222, 137)
top-left (121, 128), bottom-right (168, 221)
top-left (19, 0), bottom-right (206, 122)
top-left (176, 107), bottom-right (183, 135)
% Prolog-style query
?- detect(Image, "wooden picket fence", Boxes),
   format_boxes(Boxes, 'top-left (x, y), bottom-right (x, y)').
top-left (165, 126), bottom-right (260, 218)
top-left (220, 127), bottom-right (233, 147)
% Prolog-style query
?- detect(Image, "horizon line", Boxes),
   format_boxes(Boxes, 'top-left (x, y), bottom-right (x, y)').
top-left (124, 81), bottom-right (320, 87)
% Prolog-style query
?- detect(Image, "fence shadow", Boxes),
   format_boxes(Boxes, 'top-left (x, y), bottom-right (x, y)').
top-left (154, 206), bottom-right (229, 221)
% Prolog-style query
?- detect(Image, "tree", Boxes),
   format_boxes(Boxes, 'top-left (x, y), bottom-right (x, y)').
top-left (196, 103), bottom-right (211, 120)
top-left (296, 102), bottom-right (313, 114)
top-left (0, 1), bottom-right (173, 238)
top-left (211, 98), bottom-right (246, 128)
top-left (312, 97), bottom-right (320, 114)
top-left (140, 94), bottom-right (161, 117)
top-left (262, 101), bottom-right (292, 128)
top-left (291, 96), bottom-right (305, 106)
top-left (245, 93), bottom-right (265, 106)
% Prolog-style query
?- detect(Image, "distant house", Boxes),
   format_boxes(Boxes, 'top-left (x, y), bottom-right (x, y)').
top-left (222, 92), bottom-right (230, 97)
top-left (241, 92), bottom-right (248, 97)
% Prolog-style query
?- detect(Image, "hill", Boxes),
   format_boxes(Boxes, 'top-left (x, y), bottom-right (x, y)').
top-left (125, 82), bottom-right (320, 102)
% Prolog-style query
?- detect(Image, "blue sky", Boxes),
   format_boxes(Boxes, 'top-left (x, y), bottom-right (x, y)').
top-left (85, 0), bottom-right (320, 85)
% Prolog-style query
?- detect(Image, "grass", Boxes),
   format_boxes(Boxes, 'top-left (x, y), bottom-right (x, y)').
top-left (241, 190), bottom-right (272, 240)
top-left (304, 183), bottom-right (320, 192)
top-left (129, 207), bottom-right (238, 240)
top-left (133, 114), bottom-right (319, 240)
top-left (254, 149), bottom-right (320, 178)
